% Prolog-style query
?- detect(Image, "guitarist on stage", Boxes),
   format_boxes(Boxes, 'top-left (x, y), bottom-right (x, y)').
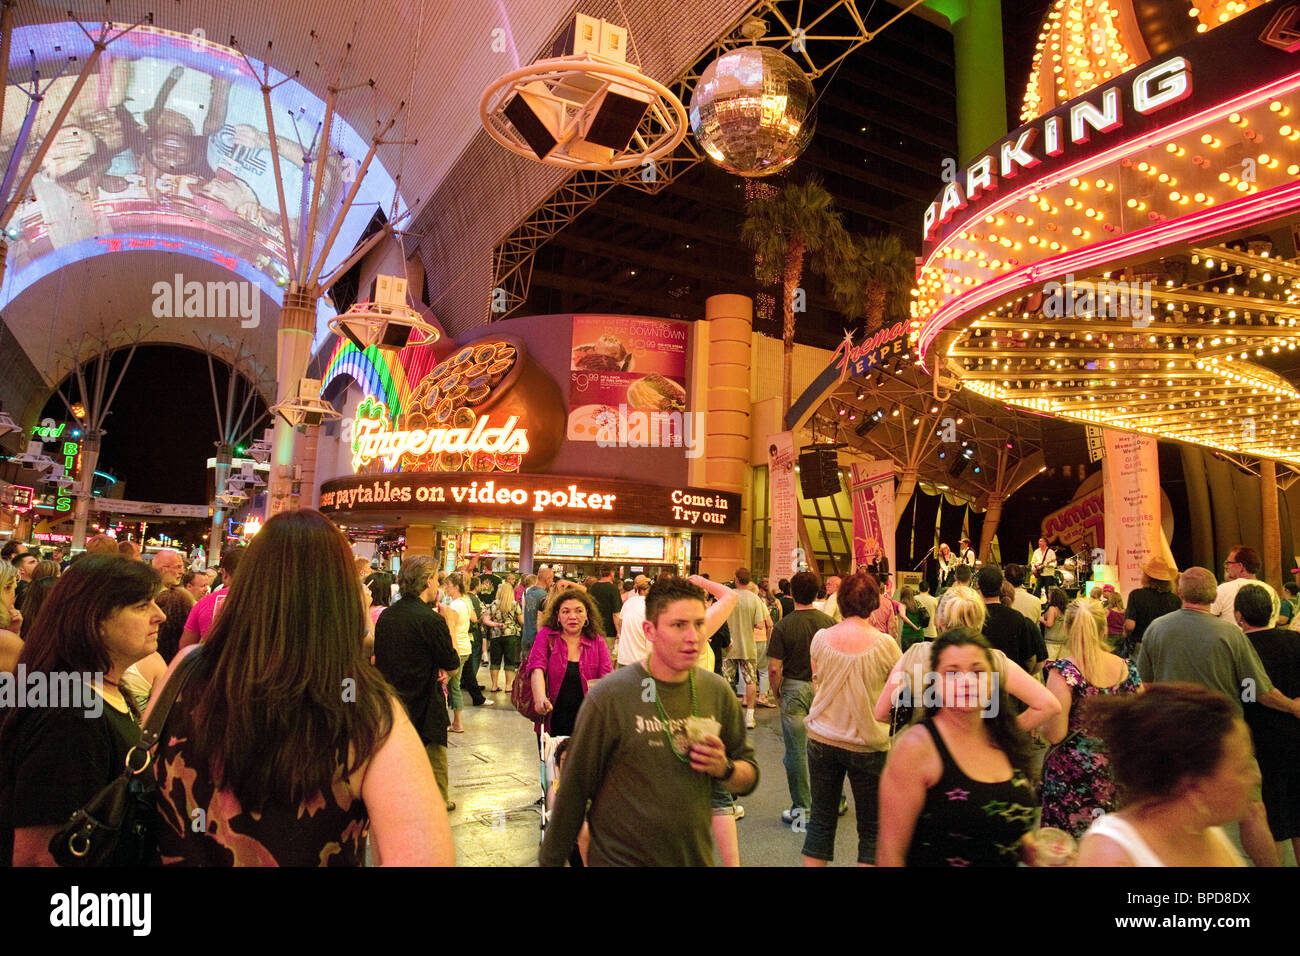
top-left (1031, 536), bottom-right (1057, 598)
top-left (936, 543), bottom-right (958, 592)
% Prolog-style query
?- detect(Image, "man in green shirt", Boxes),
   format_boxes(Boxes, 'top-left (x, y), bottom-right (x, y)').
top-left (539, 577), bottom-right (758, 866)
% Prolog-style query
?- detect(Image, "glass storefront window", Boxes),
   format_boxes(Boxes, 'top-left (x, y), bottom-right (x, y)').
top-left (751, 464), bottom-right (854, 578)
top-left (752, 465), bottom-right (771, 577)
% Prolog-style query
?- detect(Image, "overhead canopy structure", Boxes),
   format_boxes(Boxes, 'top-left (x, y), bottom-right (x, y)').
top-left (787, 321), bottom-right (1048, 561)
top-left (0, 1), bottom-right (754, 410)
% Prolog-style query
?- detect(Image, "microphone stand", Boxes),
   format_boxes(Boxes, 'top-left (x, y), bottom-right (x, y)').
top-left (912, 545), bottom-right (935, 572)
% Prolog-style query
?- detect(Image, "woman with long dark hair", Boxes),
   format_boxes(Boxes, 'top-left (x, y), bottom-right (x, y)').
top-left (528, 587), bottom-right (613, 739)
top-left (147, 509), bottom-right (451, 866)
top-left (878, 628), bottom-right (1038, 866)
top-left (18, 574), bottom-right (57, 640)
top-left (0, 556), bottom-right (164, 865)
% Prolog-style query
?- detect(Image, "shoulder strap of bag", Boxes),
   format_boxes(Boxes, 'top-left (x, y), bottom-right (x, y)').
top-left (132, 647), bottom-right (204, 759)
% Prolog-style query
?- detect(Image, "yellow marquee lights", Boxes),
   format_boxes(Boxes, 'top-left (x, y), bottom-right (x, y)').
top-left (942, 244), bottom-right (1300, 464)
top-left (1021, 0), bottom-right (1268, 122)
top-left (914, 3), bottom-right (1300, 465)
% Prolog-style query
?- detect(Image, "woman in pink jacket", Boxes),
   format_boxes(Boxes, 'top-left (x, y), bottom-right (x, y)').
top-left (527, 587), bottom-right (613, 738)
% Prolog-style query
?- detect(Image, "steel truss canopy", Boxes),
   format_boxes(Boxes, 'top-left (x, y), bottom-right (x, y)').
top-left (912, 3), bottom-right (1300, 467)
top-left (0, 1), bottom-right (767, 383)
top-left (490, 0), bottom-right (939, 322)
top-left (789, 332), bottom-right (1047, 510)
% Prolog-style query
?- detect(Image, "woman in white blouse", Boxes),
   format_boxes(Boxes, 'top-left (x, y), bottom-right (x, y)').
top-left (801, 572), bottom-right (900, 867)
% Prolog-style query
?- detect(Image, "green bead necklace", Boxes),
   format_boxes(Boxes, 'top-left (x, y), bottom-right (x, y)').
top-left (645, 661), bottom-right (697, 764)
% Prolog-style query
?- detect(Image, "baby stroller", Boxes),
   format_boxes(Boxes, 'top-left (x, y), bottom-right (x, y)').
top-left (539, 732), bottom-right (585, 866)
top-left (539, 731), bottom-right (568, 836)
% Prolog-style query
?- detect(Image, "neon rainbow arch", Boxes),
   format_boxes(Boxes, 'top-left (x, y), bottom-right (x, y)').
top-left (322, 340), bottom-right (405, 422)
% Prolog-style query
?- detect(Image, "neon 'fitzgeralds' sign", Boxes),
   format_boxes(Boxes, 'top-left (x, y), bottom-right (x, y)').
top-left (351, 397), bottom-right (530, 472)
top-left (922, 56), bottom-right (1192, 243)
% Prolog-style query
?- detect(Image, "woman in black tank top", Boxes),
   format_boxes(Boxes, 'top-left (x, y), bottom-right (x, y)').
top-left (877, 628), bottom-right (1038, 866)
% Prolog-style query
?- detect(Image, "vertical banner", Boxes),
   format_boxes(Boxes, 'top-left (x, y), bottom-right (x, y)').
top-left (1102, 430), bottom-right (1171, 597)
top-left (767, 432), bottom-right (800, 590)
top-left (850, 461), bottom-right (896, 579)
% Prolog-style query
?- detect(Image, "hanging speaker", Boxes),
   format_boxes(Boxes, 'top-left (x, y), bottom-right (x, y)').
top-left (502, 82), bottom-right (563, 159)
top-left (798, 448), bottom-right (841, 499)
top-left (378, 321), bottom-right (413, 350)
top-left (582, 83), bottom-right (650, 150)
top-left (339, 322), bottom-right (367, 353)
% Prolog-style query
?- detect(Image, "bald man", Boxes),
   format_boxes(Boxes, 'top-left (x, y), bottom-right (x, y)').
top-left (152, 549), bottom-right (186, 589)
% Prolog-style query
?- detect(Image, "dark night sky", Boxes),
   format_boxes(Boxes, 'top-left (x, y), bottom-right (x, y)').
top-left (39, 345), bottom-right (267, 506)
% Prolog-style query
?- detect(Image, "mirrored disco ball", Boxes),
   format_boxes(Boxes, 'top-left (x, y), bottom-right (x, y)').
top-left (689, 46), bottom-right (815, 177)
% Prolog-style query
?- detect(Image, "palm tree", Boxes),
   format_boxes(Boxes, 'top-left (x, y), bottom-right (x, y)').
top-left (831, 233), bottom-right (917, 331)
top-left (740, 177), bottom-right (852, 412)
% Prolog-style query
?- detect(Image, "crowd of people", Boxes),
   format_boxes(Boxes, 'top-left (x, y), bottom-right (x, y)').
top-left (0, 522), bottom-right (1297, 868)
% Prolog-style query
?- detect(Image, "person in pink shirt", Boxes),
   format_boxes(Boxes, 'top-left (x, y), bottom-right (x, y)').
top-left (178, 545), bottom-right (245, 650)
top-left (528, 588), bottom-right (613, 740)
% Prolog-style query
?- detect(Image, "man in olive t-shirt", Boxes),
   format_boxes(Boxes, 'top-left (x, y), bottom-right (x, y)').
top-left (539, 578), bottom-right (758, 866)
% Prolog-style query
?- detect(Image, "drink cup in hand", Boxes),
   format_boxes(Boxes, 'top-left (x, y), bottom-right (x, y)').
top-left (1031, 826), bottom-right (1077, 866)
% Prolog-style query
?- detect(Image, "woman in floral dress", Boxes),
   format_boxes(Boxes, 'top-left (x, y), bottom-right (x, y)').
top-left (1040, 597), bottom-right (1141, 837)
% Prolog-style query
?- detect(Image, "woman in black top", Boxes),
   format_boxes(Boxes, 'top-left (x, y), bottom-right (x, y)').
top-left (0, 556), bottom-right (165, 866)
top-left (878, 628), bottom-right (1038, 867)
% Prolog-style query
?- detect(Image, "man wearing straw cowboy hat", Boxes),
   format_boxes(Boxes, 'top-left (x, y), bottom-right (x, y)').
top-left (1118, 554), bottom-right (1181, 660)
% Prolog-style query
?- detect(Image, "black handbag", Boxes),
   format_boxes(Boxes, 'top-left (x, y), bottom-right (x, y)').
top-left (49, 649), bottom-right (203, 867)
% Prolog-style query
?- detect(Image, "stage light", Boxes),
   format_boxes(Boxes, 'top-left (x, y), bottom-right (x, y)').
top-left (855, 408), bottom-right (885, 437)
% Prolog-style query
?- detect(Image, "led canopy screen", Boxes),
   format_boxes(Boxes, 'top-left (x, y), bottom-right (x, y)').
top-left (1, 23), bottom-right (401, 309)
